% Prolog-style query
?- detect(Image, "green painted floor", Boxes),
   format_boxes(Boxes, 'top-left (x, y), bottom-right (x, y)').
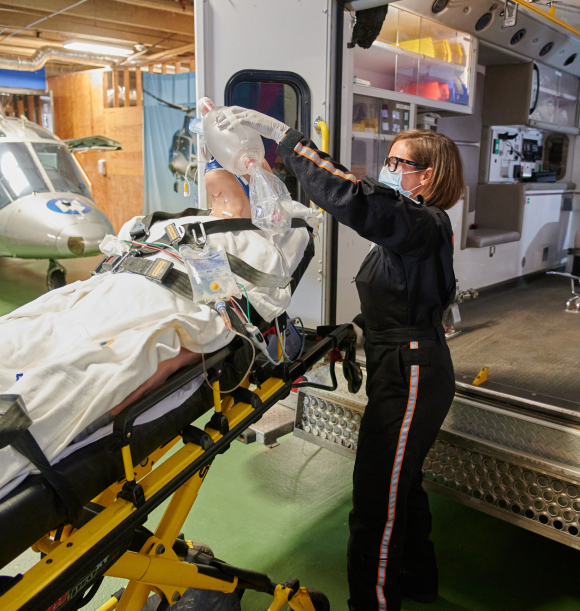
top-left (3, 260), bottom-right (580, 611)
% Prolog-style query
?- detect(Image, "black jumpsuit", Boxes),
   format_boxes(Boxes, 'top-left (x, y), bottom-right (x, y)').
top-left (277, 130), bottom-right (456, 610)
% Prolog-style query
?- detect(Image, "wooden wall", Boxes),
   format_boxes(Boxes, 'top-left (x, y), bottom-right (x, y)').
top-left (48, 70), bottom-right (143, 232)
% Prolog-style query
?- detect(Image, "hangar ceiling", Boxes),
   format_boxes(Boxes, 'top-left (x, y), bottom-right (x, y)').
top-left (0, 0), bottom-right (195, 75)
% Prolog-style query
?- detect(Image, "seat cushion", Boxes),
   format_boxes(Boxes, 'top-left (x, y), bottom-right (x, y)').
top-left (466, 228), bottom-right (521, 248)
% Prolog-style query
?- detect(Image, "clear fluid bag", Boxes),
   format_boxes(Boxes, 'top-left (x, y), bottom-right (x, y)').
top-left (179, 244), bottom-right (240, 304)
top-left (248, 163), bottom-right (293, 235)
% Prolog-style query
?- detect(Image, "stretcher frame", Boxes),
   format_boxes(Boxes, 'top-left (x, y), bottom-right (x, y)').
top-left (1, 324), bottom-right (357, 611)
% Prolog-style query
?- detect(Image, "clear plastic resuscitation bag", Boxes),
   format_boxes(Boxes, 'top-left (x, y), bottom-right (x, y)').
top-left (248, 163), bottom-right (293, 235)
top-left (179, 244), bottom-right (240, 304)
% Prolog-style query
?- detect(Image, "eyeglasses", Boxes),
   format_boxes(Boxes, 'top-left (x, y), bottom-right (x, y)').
top-left (383, 156), bottom-right (426, 173)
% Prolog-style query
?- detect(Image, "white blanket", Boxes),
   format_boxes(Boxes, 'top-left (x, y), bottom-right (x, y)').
top-left (0, 203), bottom-right (320, 497)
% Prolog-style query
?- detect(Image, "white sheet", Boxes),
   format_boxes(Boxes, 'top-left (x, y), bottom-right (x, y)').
top-left (0, 203), bottom-right (320, 497)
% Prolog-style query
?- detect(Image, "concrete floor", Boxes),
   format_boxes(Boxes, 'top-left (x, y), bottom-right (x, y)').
top-left (3, 260), bottom-right (580, 610)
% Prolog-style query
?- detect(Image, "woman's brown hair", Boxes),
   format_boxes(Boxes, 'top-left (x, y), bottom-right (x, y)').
top-left (389, 129), bottom-right (465, 210)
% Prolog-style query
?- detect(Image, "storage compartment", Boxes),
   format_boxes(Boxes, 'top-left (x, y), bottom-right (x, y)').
top-left (352, 4), bottom-right (474, 112)
top-left (351, 93), bottom-right (410, 181)
top-left (483, 62), bottom-right (579, 133)
top-left (467, 184), bottom-right (525, 248)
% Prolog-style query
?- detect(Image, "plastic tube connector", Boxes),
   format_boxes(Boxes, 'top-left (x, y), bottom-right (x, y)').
top-left (215, 301), bottom-right (232, 331)
top-left (198, 97), bottom-right (215, 117)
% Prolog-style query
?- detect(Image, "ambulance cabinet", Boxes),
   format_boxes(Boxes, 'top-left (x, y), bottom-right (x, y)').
top-left (483, 62), bottom-right (579, 134)
top-left (351, 94), bottom-right (411, 181)
top-left (351, 4), bottom-right (476, 114)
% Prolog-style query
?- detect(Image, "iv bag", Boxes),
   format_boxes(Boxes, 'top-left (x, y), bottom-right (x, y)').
top-left (249, 164), bottom-right (293, 235)
top-left (180, 244), bottom-right (240, 304)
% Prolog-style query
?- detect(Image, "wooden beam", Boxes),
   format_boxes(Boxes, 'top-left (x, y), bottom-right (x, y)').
top-left (113, 70), bottom-right (119, 108)
top-left (0, 0), bottom-right (195, 36)
top-left (103, 71), bottom-right (109, 108)
top-left (109, 0), bottom-right (193, 17)
top-left (174, 61), bottom-right (181, 74)
top-left (189, 57), bottom-right (195, 72)
top-left (123, 69), bottom-right (130, 107)
top-left (135, 68), bottom-right (142, 107)
top-left (26, 95), bottom-right (35, 121)
top-left (0, 44), bottom-right (37, 55)
top-left (16, 97), bottom-right (24, 118)
top-left (0, 11), bottom-right (194, 48)
top-left (161, 63), bottom-right (167, 75)
top-left (144, 42), bottom-right (195, 62)
top-left (0, 35), bottom-right (63, 49)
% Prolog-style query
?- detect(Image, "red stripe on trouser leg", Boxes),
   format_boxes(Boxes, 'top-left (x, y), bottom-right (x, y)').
top-left (375, 341), bottom-right (420, 610)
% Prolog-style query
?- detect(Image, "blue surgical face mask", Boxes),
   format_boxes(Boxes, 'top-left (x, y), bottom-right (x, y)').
top-left (378, 166), bottom-right (422, 199)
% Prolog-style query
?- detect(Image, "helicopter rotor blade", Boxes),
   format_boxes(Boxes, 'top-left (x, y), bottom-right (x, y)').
top-left (142, 88), bottom-right (196, 113)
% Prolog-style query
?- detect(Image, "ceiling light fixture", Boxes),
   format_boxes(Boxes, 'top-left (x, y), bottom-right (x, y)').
top-left (63, 41), bottom-right (133, 57)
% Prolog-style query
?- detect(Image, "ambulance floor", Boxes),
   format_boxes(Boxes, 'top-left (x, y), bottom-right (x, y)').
top-left (449, 272), bottom-right (580, 407)
top-left (3, 260), bottom-right (580, 611)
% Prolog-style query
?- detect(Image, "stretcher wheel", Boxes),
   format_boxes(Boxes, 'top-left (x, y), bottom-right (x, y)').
top-left (306, 589), bottom-right (330, 611)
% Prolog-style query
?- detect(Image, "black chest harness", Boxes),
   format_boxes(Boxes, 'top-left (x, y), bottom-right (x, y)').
top-left (93, 208), bottom-right (314, 302)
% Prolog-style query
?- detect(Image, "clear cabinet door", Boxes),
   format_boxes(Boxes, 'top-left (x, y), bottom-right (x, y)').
top-left (352, 94), bottom-right (379, 134)
top-left (353, 4), bottom-right (474, 110)
top-left (351, 135), bottom-right (379, 181)
top-left (556, 71), bottom-right (579, 127)
top-left (530, 63), bottom-right (557, 124)
top-left (379, 100), bottom-right (410, 135)
top-left (377, 135), bottom-right (394, 175)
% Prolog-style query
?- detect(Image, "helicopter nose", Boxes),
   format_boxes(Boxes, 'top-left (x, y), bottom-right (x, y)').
top-left (56, 223), bottom-right (111, 257)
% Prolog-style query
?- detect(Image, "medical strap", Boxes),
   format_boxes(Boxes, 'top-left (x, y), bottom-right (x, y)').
top-left (99, 256), bottom-right (193, 300)
top-left (129, 217), bottom-right (312, 289)
top-left (12, 431), bottom-right (83, 522)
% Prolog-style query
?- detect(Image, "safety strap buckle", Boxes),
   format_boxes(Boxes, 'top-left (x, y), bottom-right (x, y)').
top-left (111, 252), bottom-right (131, 273)
top-left (144, 258), bottom-right (173, 282)
top-left (164, 222), bottom-right (185, 246)
top-left (130, 221), bottom-right (149, 240)
top-left (189, 222), bottom-right (207, 248)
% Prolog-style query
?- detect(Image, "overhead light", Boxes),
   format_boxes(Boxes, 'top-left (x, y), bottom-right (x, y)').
top-left (63, 41), bottom-right (133, 57)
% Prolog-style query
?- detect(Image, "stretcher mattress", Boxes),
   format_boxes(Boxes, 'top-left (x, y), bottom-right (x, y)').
top-left (0, 342), bottom-right (250, 570)
top-left (0, 203), bottom-right (316, 499)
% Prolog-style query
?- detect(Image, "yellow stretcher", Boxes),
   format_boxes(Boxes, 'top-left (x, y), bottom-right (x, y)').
top-left (0, 323), bottom-right (360, 611)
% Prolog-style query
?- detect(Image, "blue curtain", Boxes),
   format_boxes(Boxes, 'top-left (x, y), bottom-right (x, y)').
top-left (142, 71), bottom-right (196, 215)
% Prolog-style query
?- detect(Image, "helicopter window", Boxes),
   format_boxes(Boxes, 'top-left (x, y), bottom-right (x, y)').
top-left (0, 143), bottom-right (49, 202)
top-left (32, 143), bottom-right (93, 200)
top-left (0, 181), bottom-right (11, 210)
top-left (26, 123), bottom-right (57, 140)
top-left (179, 135), bottom-right (192, 159)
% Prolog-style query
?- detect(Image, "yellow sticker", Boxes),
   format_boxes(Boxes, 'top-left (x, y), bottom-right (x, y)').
top-left (151, 259), bottom-right (167, 278)
top-left (166, 224), bottom-right (178, 242)
top-left (210, 282), bottom-right (220, 292)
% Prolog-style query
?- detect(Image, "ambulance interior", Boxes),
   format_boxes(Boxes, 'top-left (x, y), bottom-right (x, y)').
top-left (195, 0), bottom-right (580, 557)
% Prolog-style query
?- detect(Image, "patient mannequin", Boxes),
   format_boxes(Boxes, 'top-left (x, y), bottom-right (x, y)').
top-left (110, 159), bottom-right (273, 416)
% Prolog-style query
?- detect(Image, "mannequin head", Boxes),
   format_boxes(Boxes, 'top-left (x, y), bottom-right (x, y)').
top-left (205, 158), bottom-right (273, 219)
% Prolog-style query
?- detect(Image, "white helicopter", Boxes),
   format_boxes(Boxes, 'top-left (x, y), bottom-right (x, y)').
top-left (0, 112), bottom-right (120, 290)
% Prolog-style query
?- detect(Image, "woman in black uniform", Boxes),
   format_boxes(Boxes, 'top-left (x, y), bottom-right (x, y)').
top-left (218, 109), bottom-right (464, 611)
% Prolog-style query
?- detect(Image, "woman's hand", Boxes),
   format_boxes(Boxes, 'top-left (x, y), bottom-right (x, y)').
top-left (216, 106), bottom-right (289, 143)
